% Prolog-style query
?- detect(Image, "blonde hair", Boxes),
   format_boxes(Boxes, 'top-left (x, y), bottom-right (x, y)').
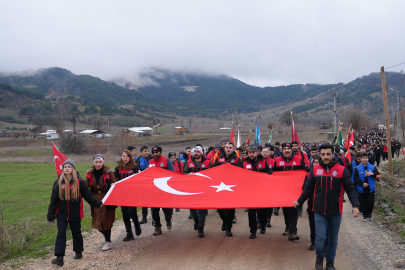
top-left (58, 168), bottom-right (80, 200)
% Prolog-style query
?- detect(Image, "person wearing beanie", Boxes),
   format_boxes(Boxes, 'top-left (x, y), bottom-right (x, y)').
top-left (47, 159), bottom-right (102, 266)
top-left (274, 142), bottom-right (282, 157)
top-left (273, 142), bottom-right (308, 241)
top-left (85, 154), bottom-right (117, 251)
top-left (148, 146), bottom-right (175, 236)
top-left (168, 151), bottom-right (183, 173)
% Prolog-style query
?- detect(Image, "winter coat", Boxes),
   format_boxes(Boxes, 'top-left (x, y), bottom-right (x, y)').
top-left (85, 166), bottom-right (116, 231)
top-left (47, 173), bottom-right (102, 222)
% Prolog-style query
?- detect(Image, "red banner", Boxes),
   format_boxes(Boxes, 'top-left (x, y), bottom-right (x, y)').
top-left (102, 164), bottom-right (306, 209)
top-left (52, 142), bottom-right (68, 177)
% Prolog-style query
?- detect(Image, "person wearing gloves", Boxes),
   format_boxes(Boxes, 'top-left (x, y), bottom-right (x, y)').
top-left (47, 159), bottom-right (103, 267)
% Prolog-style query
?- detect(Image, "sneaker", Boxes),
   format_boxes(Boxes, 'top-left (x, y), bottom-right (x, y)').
top-left (363, 216), bottom-right (369, 222)
top-left (139, 216), bottom-right (147, 224)
top-left (232, 216), bottom-right (237, 224)
top-left (260, 228), bottom-right (266, 234)
top-left (74, 252), bottom-right (82, 260)
top-left (282, 228), bottom-right (289, 236)
top-left (266, 219), bottom-right (272, 227)
top-left (102, 241), bottom-right (113, 251)
top-left (288, 234), bottom-right (300, 241)
top-left (249, 232), bottom-right (256, 239)
top-left (326, 261), bottom-right (336, 270)
top-left (257, 223), bottom-right (262, 229)
top-left (221, 222), bottom-right (226, 232)
top-left (315, 256), bottom-right (324, 270)
top-left (308, 243), bottom-right (315, 251)
top-left (198, 226), bottom-right (204, 237)
top-left (123, 234), bottom-right (135, 242)
top-left (134, 221), bottom-right (142, 236)
top-left (166, 220), bottom-right (172, 230)
top-left (369, 214), bottom-right (373, 220)
top-left (51, 256), bottom-right (64, 266)
top-left (226, 230), bottom-right (233, 237)
top-left (153, 226), bottom-right (162, 236)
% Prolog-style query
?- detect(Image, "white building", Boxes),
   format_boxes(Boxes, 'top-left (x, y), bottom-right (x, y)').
top-left (126, 127), bottom-right (153, 136)
top-left (79, 130), bottom-right (105, 138)
top-left (38, 130), bottom-right (60, 140)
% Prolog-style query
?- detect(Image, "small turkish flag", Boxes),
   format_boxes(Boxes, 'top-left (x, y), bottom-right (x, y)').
top-left (103, 164), bottom-right (306, 209)
top-left (52, 142), bottom-right (68, 177)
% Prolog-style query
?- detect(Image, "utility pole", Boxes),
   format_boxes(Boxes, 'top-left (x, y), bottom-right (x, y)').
top-left (381, 67), bottom-right (393, 177)
top-left (397, 89), bottom-right (400, 140)
top-left (333, 93), bottom-right (338, 137)
top-left (72, 113), bottom-right (76, 135)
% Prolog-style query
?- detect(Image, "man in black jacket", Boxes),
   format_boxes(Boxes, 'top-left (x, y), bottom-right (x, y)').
top-left (294, 144), bottom-right (360, 270)
top-left (212, 142), bottom-right (243, 237)
top-left (135, 146), bottom-right (153, 224)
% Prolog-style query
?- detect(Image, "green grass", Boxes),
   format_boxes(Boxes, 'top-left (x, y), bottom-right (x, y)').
top-left (0, 163), bottom-right (122, 263)
top-left (0, 148), bottom-right (53, 157)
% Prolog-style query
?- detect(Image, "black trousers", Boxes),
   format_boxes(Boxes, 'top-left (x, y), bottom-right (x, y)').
top-left (55, 219), bottom-right (83, 256)
top-left (142, 207), bottom-right (148, 216)
top-left (396, 148), bottom-right (400, 157)
top-left (282, 207), bottom-right (298, 234)
top-left (121, 206), bottom-right (139, 235)
top-left (151, 208), bottom-right (173, 227)
top-left (248, 209), bottom-right (267, 233)
top-left (375, 155), bottom-right (381, 166)
top-left (267, 208), bottom-right (273, 220)
top-left (307, 209), bottom-right (315, 244)
top-left (99, 229), bottom-right (111, 242)
top-left (358, 192), bottom-right (375, 218)
top-left (218, 209), bottom-right (235, 231)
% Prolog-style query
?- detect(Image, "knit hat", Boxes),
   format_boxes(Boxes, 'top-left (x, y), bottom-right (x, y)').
top-left (168, 151), bottom-right (176, 159)
top-left (281, 143), bottom-right (292, 149)
top-left (248, 145), bottom-right (258, 152)
top-left (215, 143), bottom-right (221, 149)
top-left (220, 137), bottom-right (229, 143)
top-left (62, 158), bottom-right (76, 170)
top-left (275, 142), bottom-right (280, 146)
top-left (268, 145), bottom-right (275, 151)
top-left (192, 146), bottom-right (203, 154)
top-left (93, 154), bottom-right (104, 163)
top-left (152, 146), bottom-right (162, 153)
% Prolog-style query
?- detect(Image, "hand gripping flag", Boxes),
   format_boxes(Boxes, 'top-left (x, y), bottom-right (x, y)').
top-left (102, 164), bottom-right (307, 209)
top-left (52, 142), bottom-right (68, 177)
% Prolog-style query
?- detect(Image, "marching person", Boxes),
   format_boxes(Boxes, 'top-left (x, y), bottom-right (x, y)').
top-left (114, 150), bottom-right (141, 242)
top-left (183, 146), bottom-right (211, 237)
top-left (148, 146), bottom-right (175, 236)
top-left (135, 146), bottom-right (152, 224)
top-left (294, 144), bottom-right (360, 270)
top-left (212, 142), bottom-right (243, 237)
top-left (47, 159), bottom-right (102, 266)
top-left (243, 145), bottom-right (273, 239)
top-left (353, 152), bottom-right (380, 221)
top-left (273, 143), bottom-right (308, 241)
top-left (169, 151), bottom-right (183, 173)
top-left (260, 145), bottom-right (275, 227)
top-left (85, 154), bottom-right (117, 251)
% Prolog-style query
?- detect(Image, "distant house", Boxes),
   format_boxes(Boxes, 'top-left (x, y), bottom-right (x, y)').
top-left (79, 130), bottom-right (104, 138)
top-left (126, 127), bottom-right (153, 136)
top-left (38, 130), bottom-right (60, 140)
top-left (174, 127), bottom-right (186, 135)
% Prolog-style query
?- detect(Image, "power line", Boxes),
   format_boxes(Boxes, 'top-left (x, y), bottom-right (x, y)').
top-left (385, 61), bottom-right (405, 70)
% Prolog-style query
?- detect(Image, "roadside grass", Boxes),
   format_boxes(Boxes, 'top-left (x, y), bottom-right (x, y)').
top-left (0, 163), bottom-right (122, 263)
top-left (0, 148), bottom-right (53, 157)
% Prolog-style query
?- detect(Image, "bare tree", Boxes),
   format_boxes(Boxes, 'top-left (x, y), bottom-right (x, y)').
top-left (93, 119), bottom-right (104, 131)
top-left (87, 139), bottom-right (107, 155)
top-left (50, 117), bottom-right (65, 130)
top-left (279, 111), bottom-right (298, 126)
top-left (109, 131), bottom-right (138, 155)
top-left (344, 107), bottom-right (369, 130)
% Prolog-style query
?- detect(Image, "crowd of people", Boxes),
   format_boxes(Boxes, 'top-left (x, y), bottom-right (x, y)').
top-left (47, 126), bottom-right (401, 269)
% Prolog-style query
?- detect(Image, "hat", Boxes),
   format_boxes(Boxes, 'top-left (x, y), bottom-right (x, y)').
top-left (248, 145), bottom-right (258, 152)
top-left (168, 151), bottom-right (176, 159)
top-left (93, 154), bottom-right (104, 163)
top-left (179, 151), bottom-right (185, 155)
top-left (268, 145), bottom-right (275, 151)
top-left (275, 142), bottom-right (280, 146)
top-left (152, 146), bottom-right (162, 153)
top-left (264, 143), bottom-right (271, 147)
top-left (242, 150), bottom-right (248, 155)
top-left (215, 143), bottom-right (221, 149)
top-left (62, 158), bottom-right (76, 170)
top-left (220, 137), bottom-right (229, 143)
top-left (281, 143), bottom-right (292, 149)
top-left (192, 146), bottom-right (203, 154)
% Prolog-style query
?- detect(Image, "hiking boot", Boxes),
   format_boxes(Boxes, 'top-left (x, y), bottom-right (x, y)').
top-left (326, 261), bottom-right (336, 270)
top-left (232, 216), bottom-right (237, 224)
top-left (198, 226), bottom-right (204, 238)
top-left (51, 256), bottom-right (64, 266)
top-left (282, 228), bottom-right (289, 236)
top-left (226, 230), bottom-right (233, 237)
top-left (249, 232), bottom-right (256, 239)
top-left (74, 252), bottom-right (82, 260)
top-left (308, 243), bottom-right (315, 251)
top-left (324, 248), bottom-right (328, 257)
top-left (102, 241), bottom-right (113, 251)
top-left (134, 221), bottom-right (142, 236)
top-left (123, 234), bottom-right (135, 241)
top-left (221, 222), bottom-right (226, 232)
top-left (166, 220), bottom-right (172, 230)
top-left (288, 234), bottom-right (300, 241)
top-left (194, 221), bottom-right (199, 230)
top-left (139, 215), bottom-right (147, 224)
top-left (315, 256), bottom-right (324, 270)
top-left (274, 207), bottom-right (279, 215)
top-left (153, 226), bottom-right (162, 236)
top-left (266, 219), bottom-right (272, 227)
top-left (260, 228), bottom-right (266, 234)
top-left (257, 223), bottom-right (262, 229)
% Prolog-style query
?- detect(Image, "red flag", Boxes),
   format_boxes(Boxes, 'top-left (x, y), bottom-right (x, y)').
top-left (291, 112), bottom-right (300, 145)
top-left (229, 125), bottom-right (234, 143)
top-left (245, 130), bottom-right (251, 145)
top-left (102, 164), bottom-right (307, 209)
top-left (52, 142), bottom-right (68, 177)
top-left (344, 130), bottom-right (355, 162)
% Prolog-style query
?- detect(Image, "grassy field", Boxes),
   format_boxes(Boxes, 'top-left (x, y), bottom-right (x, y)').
top-left (0, 163), bottom-right (122, 263)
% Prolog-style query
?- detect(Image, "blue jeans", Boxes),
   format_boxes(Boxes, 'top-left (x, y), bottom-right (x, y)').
top-left (314, 213), bottom-right (342, 263)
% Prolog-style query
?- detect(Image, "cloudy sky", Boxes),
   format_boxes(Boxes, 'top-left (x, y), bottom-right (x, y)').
top-left (1, 1), bottom-right (404, 87)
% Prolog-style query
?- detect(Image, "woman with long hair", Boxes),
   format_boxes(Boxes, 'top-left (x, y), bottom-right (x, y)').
top-left (114, 149), bottom-right (141, 241)
top-left (85, 154), bottom-right (116, 251)
top-left (47, 159), bottom-right (102, 267)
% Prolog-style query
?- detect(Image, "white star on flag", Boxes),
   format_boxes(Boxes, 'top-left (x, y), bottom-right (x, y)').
top-left (210, 182), bottom-right (236, 192)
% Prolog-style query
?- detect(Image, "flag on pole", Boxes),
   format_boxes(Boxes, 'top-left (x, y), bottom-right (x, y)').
top-left (344, 125), bottom-right (352, 149)
top-left (52, 142), bottom-right (68, 177)
top-left (291, 112), bottom-right (300, 145)
top-left (246, 130), bottom-right (251, 145)
top-left (237, 124), bottom-right (241, 148)
top-left (345, 130), bottom-right (355, 162)
top-left (229, 122), bottom-right (235, 143)
top-left (255, 116), bottom-right (261, 145)
top-left (268, 130), bottom-right (273, 144)
top-left (336, 127), bottom-right (343, 147)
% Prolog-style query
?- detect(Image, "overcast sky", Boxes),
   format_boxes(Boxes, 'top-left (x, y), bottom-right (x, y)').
top-left (1, 1), bottom-right (404, 87)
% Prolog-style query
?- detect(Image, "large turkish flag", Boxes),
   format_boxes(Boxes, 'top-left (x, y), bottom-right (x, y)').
top-left (102, 164), bottom-right (306, 209)
top-left (52, 142), bottom-right (68, 177)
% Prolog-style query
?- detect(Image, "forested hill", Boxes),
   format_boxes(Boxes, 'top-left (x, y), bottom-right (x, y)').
top-left (0, 67), bottom-right (403, 118)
